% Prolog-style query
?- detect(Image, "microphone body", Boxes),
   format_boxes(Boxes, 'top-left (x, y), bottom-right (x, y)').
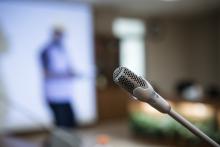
top-left (113, 67), bottom-right (220, 147)
top-left (113, 66), bottom-right (171, 114)
top-left (133, 87), bottom-right (170, 113)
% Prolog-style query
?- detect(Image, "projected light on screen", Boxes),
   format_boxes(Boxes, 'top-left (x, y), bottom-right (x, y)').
top-left (0, 1), bottom-right (96, 132)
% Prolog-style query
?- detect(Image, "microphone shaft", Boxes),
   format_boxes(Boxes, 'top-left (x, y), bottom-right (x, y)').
top-left (168, 108), bottom-right (219, 147)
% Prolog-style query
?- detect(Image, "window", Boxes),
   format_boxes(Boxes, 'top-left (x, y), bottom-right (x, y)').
top-left (113, 18), bottom-right (146, 77)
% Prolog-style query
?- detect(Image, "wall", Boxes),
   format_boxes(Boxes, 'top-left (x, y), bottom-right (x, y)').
top-left (219, 12), bottom-right (220, 86)
top-left (94, 8), bottom-right (117, 36)
top-left (93, 9), bottom-right (220, 121)
top-left (95, 10), bottom-right (220, 94)
top-left (147, 15), bottom-right (220, 93)
top-left (190, 16), bottom-right (219, 86)
top-left (147, 19), bottom-right (192, 93)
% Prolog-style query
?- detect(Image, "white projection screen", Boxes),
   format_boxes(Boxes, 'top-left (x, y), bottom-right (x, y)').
top-left (0, 1), bottom-right (96, 132)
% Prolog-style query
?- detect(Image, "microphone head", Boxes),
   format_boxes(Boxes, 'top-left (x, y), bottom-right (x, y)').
top-left (113, 67), bottom-right (147, 94)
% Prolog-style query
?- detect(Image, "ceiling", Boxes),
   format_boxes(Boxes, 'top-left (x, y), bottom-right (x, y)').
top-left (82, 0), bottom-right (220, 17)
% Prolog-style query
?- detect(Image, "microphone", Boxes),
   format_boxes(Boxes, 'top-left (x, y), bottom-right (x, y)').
top-left (113, 67), bottom-right (219, 147)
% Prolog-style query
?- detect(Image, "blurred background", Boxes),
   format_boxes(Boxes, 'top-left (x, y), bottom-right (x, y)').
top-left (0, 0), bottom-right (220, 147)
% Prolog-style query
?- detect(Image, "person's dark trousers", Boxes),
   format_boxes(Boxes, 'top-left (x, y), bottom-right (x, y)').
top-left (48, 101), bottom-right (77, 128)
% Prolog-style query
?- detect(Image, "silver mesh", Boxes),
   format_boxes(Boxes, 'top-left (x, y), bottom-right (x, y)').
top-left (113, 67), bottom-right (147, 94)
top-left (113, 67), bottom-right (123, 80)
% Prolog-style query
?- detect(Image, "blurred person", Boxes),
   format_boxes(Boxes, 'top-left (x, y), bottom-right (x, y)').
top-left (40, 27), bottom-right (77, 128)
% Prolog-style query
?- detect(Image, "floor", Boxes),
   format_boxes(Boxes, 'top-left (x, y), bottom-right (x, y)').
top-left (76, 120), bottom-right (171, 147)
top-left (0, 120), bottom-right (172, 147)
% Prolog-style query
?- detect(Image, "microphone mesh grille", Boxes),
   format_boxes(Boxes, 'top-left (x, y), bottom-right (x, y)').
top-left (123, 68), bottom-right (146, 87)
top-left (113, 67), bottom-right (123, 80)
top-left (113, 67), bottom-right (147, 94)
top-left (118, 75), bottom-right (135, 93)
